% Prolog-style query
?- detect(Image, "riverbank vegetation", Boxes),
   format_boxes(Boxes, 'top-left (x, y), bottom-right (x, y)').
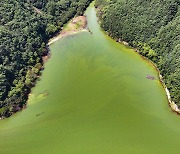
top-left (95, 0), bottom-right (180, 107)
top-left (0, 0), bottom-right (92, 118)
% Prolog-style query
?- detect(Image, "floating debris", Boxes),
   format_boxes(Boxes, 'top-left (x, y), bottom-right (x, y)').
top-left (38, 90), bottom-right (49, 97)
top-left (36, 112), bottom-right (45, 117)
top-left (146, 75), bottom-right (155, 80)
top-left (87, 28), bottom-right (93, 34)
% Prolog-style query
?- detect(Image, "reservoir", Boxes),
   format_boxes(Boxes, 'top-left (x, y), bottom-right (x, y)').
top-left (0, 3), bottom-right (180, 154)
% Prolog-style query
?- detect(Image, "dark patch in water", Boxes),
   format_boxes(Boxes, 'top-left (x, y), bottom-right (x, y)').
top-left (36, 112), bottom-right (45, 117)
top-left (146, 75), bottom-right (155, 80)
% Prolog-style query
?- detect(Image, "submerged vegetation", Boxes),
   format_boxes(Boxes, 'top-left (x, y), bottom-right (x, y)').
top-left (0, 0), bottom-right (92, 118)
top-left (95, 0), bottom-right (180, 106)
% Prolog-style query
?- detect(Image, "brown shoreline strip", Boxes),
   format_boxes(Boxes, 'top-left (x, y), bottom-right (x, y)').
top-left (48, 16), bottom-right (88, 45)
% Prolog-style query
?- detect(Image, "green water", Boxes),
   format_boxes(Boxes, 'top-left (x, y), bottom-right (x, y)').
top-left (0, 3), bottom-right (180, 154)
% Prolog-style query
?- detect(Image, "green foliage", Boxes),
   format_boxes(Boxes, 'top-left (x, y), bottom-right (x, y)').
top-left (46, 24), bottom-right (58, 36)
top-left (0, 0), bottom-right (92, 118)
top-left (96, 0), bottom-right (180, 106)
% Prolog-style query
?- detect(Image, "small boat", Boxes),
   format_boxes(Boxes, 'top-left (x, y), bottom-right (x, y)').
top-left (146, 75), bottom-right (155, 80)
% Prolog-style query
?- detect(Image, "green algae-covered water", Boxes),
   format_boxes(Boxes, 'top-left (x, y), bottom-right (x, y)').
top-left (0, 3), bottom-right (180, 154)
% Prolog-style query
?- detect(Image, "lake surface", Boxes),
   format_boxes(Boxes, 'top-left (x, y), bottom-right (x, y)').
top-left (0, 3), bottom-right (180, 154)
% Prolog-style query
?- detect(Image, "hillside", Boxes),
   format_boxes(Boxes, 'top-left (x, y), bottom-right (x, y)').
top-left (95, 0), bottom-right (180, 107)
top-left (0, 0), bottom-right (92, 118)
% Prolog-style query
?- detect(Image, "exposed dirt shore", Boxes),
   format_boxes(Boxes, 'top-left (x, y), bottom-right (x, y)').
top-left (48, 16), bottom-right (87, 45)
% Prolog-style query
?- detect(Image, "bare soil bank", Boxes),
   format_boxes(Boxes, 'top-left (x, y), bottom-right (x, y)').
top-left (48, 16), bottom-right (87, 45)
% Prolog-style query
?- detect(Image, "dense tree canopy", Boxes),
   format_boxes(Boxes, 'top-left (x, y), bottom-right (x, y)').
top-left (0, 0), bottom-right (92, 118)
top-left (96, 0), bottom-right (180, 106)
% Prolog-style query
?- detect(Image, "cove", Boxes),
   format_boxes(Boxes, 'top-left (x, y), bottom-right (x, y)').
top-left (0, 3), bottom-right (180, 154)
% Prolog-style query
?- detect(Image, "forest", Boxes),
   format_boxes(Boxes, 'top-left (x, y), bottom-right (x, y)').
top-left (95, 0), bottom-right (180, 106)
top-left (0, 0), bottom-right (92, 118)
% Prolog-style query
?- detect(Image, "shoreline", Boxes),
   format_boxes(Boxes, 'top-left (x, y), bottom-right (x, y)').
top-left (117, 39), bottom-right (180, 115)
top-left (159, 73), bottom-right (180, 114)
top-left (31, 16), bottom-right (88, 95)
top-left (48, 29), bottom-right (88, 45)
top-left (151, 59), bottom-right (180, 114)
top-left (95, 7), bottom-right (180, 115)
top-left (0, 16), bottom-right (88, 121)
top-left (48, 16), bottom-right (88, 45)
top-left (26, 16), bottom-right (88, 110)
